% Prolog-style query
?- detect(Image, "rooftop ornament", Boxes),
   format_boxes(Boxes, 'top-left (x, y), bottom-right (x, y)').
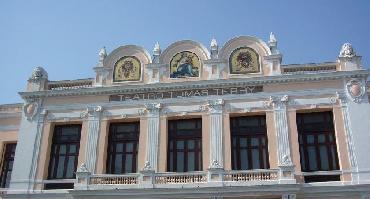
top-left (339, 43), bottom-right (356, 58)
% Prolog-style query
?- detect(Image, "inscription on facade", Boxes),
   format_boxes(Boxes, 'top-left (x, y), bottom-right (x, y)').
top-left (109, 86), bottom-right (263, 101)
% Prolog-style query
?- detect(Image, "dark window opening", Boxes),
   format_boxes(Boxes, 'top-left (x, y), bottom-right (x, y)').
top-left (106, 122), bottom-right (140, 174)
top-left (46, 124), bottom-right (81, 189)
top-left (297, 111), bottom-right (340, 182)
top-left (167, 119), bottom-right (202, 172)
top-left (230, 115), bottom-right (270, 170)
top-left (0, 143), bottom-right (17, 188)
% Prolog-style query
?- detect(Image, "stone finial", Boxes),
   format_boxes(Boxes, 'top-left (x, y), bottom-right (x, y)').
top-left (268, 32), bottom-right (279, 55)
top-left (210, 38), bottom-right (218, 49)
top-left (152, 42), bottom-right (161, 63)
top-left (99, 47), bottom-right (107, 62)
top-left (153, 42), bottom-right (161, 54)
top-left (29, 66), bottom-right (48, 81)
top-left (339, 43), bottom-right (356, 58)
top-left (210, 38), bottom-right (218, 59)
top-left (269, 32), bottom-right (277, 43)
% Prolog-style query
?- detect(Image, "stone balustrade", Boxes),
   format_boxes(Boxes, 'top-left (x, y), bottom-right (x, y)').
top-left (74, 168), bottom-right (292, 190)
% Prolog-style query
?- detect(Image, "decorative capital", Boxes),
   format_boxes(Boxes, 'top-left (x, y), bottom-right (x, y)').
top-left (346, 79), bottom-right (366, 103)
top-left (29, 66), bottom-right (48, 82)
top-left (264, 95), bottom-right (289, 109)
top-left (99, 47), bottom-right (107, 62)
top-left (144, 103), bottom-right (161, 114)
top-left (206, 99), bottom-right (224, 113)
top-left (339, 43), bottom-right (356, 58)
top-left (80, 106), bottom-right (103, 118)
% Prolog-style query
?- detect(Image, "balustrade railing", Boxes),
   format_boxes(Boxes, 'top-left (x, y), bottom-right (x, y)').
top-left (223, 169), bottom-right (279, 182)
top-left (75, 168), bottom-right (288, 190)
top-left (90, 174), bottom-right (139, 185)
top-left (154, 172), bottom-right (207, 184)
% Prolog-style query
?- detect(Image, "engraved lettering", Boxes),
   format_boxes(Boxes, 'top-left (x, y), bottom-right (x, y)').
top-left (230, 87), bottom-right (238, 95)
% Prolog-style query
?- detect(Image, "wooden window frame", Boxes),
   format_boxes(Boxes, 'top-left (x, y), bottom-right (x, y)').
top-left (47, 124), bottom-right (81, 180)
top-left (297, 111), bottom-right (340, 172)
top-left (106, 122), bottom-right (140, 174)
top-left (167, 118), bottom-right (202, 172)
top-left (0, 143), bottom-right (16, 188)
top-left (230, 115), bottom-right (270, 170)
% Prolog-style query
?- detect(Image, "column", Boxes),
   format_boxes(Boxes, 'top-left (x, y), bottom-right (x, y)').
top-left (143, 103), bottom-right (161, 171)
top-left (10, 100), bottom-right (46, 191)
top-left (207, 99), bottom-right (224, 169)
top-left (82, 106), bottom-right (103, 173)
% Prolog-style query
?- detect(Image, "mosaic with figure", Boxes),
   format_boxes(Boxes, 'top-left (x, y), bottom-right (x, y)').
top-left (113, 56), bottom-right (141, 82)
top-left (170, 51), bottom-right (201, 78)
top-left (229, 47), bottom-right (260, 74)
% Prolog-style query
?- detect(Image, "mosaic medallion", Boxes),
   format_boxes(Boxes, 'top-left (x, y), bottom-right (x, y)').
top-left (113, 56), bottom-right (141, 82)
top-left (229, 47), bottom-right (260, 74)
top-left (170, 51), bottom-right (201, 78)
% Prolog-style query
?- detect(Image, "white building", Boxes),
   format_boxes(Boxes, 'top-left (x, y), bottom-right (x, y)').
top-left (1, 34), bottom-right (370, 198)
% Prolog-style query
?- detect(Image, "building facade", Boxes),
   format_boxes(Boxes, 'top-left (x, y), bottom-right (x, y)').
top-left (1, 34), bottom-right (370, 198)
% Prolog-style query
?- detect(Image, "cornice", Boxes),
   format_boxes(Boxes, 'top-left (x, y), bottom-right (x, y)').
top-left (18, 70), bottom-right (370, 99)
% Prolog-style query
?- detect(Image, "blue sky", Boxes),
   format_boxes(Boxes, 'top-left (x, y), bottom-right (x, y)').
top-left (0, 0), bottom-right (369, 104)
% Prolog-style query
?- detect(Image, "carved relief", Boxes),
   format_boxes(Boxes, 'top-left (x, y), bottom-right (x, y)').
top-left (346, 79), bottom-right (366, 103)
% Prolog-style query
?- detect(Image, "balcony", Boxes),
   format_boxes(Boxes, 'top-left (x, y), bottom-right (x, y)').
top-left (74, 166), bottom-right (295, 190)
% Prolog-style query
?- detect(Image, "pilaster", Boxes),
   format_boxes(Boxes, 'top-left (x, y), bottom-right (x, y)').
top-left (205, 99), bottom-right (224, 169)
top-left (143, 103), bottom-right (161, 171)
top-left (9, 98), bottom-right (46, 191)
top-left (81, 106), bottom-right (103, 173)
top-left (264, 95), bottom-right (293, 167)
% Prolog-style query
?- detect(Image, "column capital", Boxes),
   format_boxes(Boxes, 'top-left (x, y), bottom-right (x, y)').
top-left (80, 106), bottom-right (103, 119)
top-left (145, 103), bottom-right (162, 114)
top-left (200, 99), bottom-right (224, 114)
top-left (264, 95), bottom-right (289, 110)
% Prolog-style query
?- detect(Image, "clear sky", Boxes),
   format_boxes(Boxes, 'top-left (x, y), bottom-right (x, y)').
top-left (0, 0), bottom-right (369, 104)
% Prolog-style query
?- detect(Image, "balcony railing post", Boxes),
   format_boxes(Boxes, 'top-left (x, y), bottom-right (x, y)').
top-left (74, 163), bottom-right (91, 190)
top-left (139, 161), bottom-right (155, 188)
top-left (278, 164), bottom-right (296, 184)
top-left (207, 166), bottom-right (224, 186)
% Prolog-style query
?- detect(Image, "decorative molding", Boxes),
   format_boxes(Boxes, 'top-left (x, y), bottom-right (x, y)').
top-left (19, 69), bottom-right (370, 99)
top-left (346, 78), bottom-right (366, 103)
top-left (77, 163), bottom-right (90, 172)
top-left (24, 102), bottom-right (39, 121)
top-left (264, 95), bottom-right (289, 110)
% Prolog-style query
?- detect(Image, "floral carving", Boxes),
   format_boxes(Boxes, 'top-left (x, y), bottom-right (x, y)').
top-left (339, 43), bottom-right (356, 58)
